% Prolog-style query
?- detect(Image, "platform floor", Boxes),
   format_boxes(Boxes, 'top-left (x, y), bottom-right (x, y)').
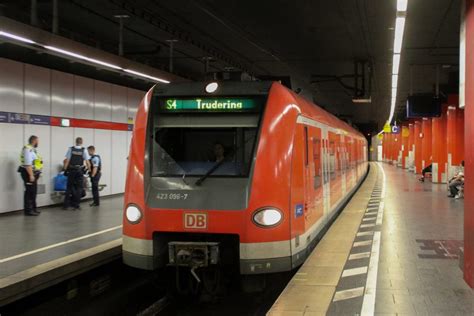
top-left (0, 196), bottom-right (123, 305)
top-left (268, 162), bottom-right (473, 315)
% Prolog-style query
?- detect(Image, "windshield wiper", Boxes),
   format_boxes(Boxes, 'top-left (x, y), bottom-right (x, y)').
top-left (195, 159), bottom-right (227, 186)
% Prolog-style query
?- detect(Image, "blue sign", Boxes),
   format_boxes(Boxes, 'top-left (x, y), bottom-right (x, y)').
top-left (391, 126), bottom-right (400, 134)
top-left (128, 124), bottom-right (133, 131)
top-left (9, 113), bottom-right (30, 124)
top-left (295, 204), bottom-right (304, 218)
top-left (30, 114), bottom-right (51, 125)
top-left (0, 112), bottom-right (8, 123)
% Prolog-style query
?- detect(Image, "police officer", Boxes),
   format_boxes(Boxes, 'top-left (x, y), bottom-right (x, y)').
top-left (87, 145), bottom-right (101, 207)
top-left (63, 137), bottom-right (90, 210)
top-left (19, 135), bottom-right (43, 216)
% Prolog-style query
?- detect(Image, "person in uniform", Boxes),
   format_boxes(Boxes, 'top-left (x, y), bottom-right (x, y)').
top-left (63, 137), bottom-right (90, 210)
top-left (87, 145), bottom-right (102, 207)
top-left (19, 135), bottom-right (43, 216)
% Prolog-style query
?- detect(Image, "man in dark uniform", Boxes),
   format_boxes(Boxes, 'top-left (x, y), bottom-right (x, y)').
top-left (63, 137), bottom-right (90, 210)
top-left (19, 135), bottom-right (43, 216)
top-left (87, 145), bottom-right (102, 207)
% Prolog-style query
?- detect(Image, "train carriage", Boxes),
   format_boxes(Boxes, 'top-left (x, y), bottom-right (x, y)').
top-left (122, 81), bottom-right (368, 276)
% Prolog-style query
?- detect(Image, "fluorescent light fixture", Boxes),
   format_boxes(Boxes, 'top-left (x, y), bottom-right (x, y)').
top-left (397, 0), bottom-right (408, 12)
top-left (0, 31), bottom-right (171, 85)
top-left (394, 17), bottom-right (406, 53)
top-left (392, 88), bottom-right (397, 97)
top-left (392, 54), bottom-right (400, 74)
top-left (352, 97), bottom-right (372, 103)
top-left (44, 45), bottom-right (122, 70)
top-left (0, 31), bottom-right (36, 44)
top-left (123, 69), bottom-right (170, 84)
top-left (392, 74), bottom-right (398, 89)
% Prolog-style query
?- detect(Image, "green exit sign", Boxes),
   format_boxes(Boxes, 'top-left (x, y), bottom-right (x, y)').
top-left (161, 98), bottom-right (261, 112)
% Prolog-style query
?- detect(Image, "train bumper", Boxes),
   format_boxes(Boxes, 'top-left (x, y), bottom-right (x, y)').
top-left (122, 235), bottom-right (156, 270)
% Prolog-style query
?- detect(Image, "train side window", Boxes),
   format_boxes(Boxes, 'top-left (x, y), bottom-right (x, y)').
top-left (329, 141), bottom-right (336, 179)
top-left (313, 137), bottom-right (321, 189)
top-left (304, 126), bottom-right (308, 166)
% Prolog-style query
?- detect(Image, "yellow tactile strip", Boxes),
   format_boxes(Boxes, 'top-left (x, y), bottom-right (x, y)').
top-left (267, 164), bottom-right (378, 315)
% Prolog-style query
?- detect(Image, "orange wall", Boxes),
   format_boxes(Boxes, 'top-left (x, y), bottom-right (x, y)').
top-left (421, 118), bottom-right (432, 169)
top-left (431, 106), bottom-right (448, 183)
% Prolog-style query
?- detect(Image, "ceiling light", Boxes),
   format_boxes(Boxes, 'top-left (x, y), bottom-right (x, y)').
top-left (392, 88), bottom-right (397, 98)
top-left (0, 31), bottom-right (36, 44)
top-left (392, 54), bottom-right (400, 74)
top-left (205, 82), bottom-right (219, 93)
top-left (123, 69), bottom-right (170, 84)
top-left (392, 74), bottom-right (398, 88)
top-left (394, 17), bottom-right (406, 53)
top-left (352, 97), bottom-right (372, 103)
top-left (44, 45), bottom-right (122, 70)
top-left (397, 0), bottom-right (408, 12)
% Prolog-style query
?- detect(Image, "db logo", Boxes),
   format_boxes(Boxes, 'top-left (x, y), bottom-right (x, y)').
top-left (184, 213), bottom-right (207, 229)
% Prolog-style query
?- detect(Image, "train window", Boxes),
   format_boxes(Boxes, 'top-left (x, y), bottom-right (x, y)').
top-left (329, 141), bottom-right (336, 179)
top-left (152, 126), bottom-right (258, 177)
top-left (312, 138), bottom-right (321, 188)
top-left (304, 127), bottom-right (309, 166)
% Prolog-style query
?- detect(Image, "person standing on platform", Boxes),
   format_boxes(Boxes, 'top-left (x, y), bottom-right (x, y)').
top-left (63, 137), bottom-right (90, 210)
top-left (87, 145), bottom-right (101, 207)
top-left (19, 135), bottom-right (43, 216)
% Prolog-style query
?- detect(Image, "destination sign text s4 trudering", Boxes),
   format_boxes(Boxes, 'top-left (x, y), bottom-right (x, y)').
top-left (162, 98), bottom-right (261, 112)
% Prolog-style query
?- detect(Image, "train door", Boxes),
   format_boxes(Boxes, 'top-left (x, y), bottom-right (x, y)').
top-left (340, 135), bottom-right (347, 195)
top-left (328, 131), bottom-right (342, 209)
top-left (306, 126), bottom-right (323, 230)
top-left (321, 127), bottom-right (330, 218)
top-left (289, 122), bottom-right (307, 265)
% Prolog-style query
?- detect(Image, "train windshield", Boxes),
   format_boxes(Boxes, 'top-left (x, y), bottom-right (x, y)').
top-left (151, 96), bottom-right (264, 178)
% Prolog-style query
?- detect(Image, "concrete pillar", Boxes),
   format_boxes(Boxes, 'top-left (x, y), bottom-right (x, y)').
top-left (463, 0), bottom-right (474, 288)
top-left (414, 121), bottom-right (422, 174)
top-left (431, 105), bottom-right (448, 183)
top-left (421, 118), bottom-right (432, 171)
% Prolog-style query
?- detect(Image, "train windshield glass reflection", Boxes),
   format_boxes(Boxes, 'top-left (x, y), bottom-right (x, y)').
top-left (152, 126), bottom-right (258, 177)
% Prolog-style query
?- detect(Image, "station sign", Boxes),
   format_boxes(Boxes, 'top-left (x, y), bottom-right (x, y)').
top-left (391, 125), bottom-right (400, 134)
top-left (402, 126), bottom-right (409, 137)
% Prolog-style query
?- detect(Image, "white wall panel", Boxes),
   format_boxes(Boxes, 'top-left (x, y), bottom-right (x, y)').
top-left (94, 80), bottom-right (112, 122)
top-left (94, 129), bottom-right (112, 196)
top-left (0, 124), bottom-right (24, 213)
top-left (24, 64), bottom-right (51, 115)
top-left (51, 70), bottom-right (74, 117)
top-left (0, 58), bottom-right (23, 113)
top-left (111, 84), bottom-right (128, 123)
top-left (127, 89), bottom-right (143, 123)
top-left (73, 128), bottom-right (94, 150)
top-left (51, 126), bottom-right (73, 174)
top-left (24, 125), bottom-right (51, 206)
top-left (111, 131), bottom-right (127, 194)
top-left (74, 76), bottom-right (94, 119)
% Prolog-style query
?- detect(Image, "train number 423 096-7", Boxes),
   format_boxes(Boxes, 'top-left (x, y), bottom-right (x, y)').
top-left (156, 193), bottom-right (189, 200)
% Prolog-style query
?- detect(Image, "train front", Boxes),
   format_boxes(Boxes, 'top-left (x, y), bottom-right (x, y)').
top-left (123, 81), bottom-right (289, 280)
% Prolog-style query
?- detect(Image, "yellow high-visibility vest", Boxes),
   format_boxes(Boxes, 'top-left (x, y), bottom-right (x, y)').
top-left (20, 144), bottom-right (43, 171)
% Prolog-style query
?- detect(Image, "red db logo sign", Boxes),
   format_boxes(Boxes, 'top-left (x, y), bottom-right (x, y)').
top-left (184, 213), bottom-right (207, 229)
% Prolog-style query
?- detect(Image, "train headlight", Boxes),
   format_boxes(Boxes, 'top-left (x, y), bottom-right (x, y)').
top-left (252, 208), bottom-right (283, 227)
top-left (126, 205), bottom-right (142, 224)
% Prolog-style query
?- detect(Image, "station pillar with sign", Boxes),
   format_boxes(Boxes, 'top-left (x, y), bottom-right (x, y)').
top-left (463, 0), bottom-right (474, 288)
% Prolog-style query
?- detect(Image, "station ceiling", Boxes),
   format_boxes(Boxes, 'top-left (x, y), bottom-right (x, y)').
top-left (0, 0), bottom-right (460, 132)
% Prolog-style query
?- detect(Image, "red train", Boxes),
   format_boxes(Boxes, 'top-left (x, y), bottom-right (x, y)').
top-left (122, 81), bottom-right (368, 279)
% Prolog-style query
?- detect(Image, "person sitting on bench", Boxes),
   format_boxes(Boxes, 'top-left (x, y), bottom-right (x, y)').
top-left (419, 156), bottom-right (433, 182)
top-left (448, 161), bottom-right (465, 198)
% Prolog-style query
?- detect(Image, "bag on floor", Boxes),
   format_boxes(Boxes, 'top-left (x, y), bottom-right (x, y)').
top-left (54, 172), bottom-right (68, 191)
